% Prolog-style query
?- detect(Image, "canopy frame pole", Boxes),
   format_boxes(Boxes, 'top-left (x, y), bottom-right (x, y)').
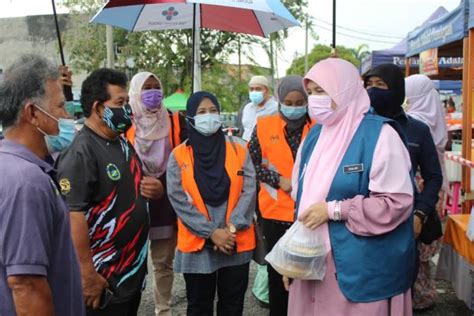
top-left (405, 58), bottom-right (410, 76)
top-left (462, 32), bottom-right (473, 212)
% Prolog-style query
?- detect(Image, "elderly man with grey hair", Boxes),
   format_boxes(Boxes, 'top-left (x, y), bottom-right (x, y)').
top-left (0, 54), bottom-right (85, 316)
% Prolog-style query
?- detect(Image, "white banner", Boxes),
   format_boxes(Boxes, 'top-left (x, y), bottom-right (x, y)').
top-left (134, 4), bottom-right (197, 31)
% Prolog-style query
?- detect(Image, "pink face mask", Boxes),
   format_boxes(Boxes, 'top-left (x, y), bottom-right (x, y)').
top-left (308, 95), bottom-right (339, 125)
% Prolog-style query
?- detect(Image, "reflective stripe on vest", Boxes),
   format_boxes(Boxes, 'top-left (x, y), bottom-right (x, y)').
top-left (169, 112), bottom-right (182, 149)
top-left (256, 114), bottom-right (313, 222)
top-left (174, 139), bottom-right (256, 253)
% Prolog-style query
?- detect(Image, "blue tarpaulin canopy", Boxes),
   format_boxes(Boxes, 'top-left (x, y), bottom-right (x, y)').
top-left (406, 0), bottom-right (470, 57)
top-left (432, 80), bottom-right (463, 94)
top-left (469, 0), bottom-right (474, 28)
top-left (361, 7), bottom-right (453, 75)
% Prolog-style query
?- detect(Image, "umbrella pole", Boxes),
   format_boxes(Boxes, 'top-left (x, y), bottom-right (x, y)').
top-left (51, 0), bottom-right (73, 102)
top-left (192, 4), bottom-right (202, 93)
top-left (332, 0), bottom-right (337, 56)
top-left (52, 0), bottom-right (66, 66)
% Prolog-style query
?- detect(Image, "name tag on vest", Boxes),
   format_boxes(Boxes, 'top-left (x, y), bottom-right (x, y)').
top-left (343, 164), bottom-right (364, 174)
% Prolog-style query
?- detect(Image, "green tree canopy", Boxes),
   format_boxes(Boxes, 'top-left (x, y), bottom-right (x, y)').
top-left (286, 44), bottom-right (361, 76)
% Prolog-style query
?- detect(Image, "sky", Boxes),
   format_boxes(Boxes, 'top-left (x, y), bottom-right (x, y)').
top-left (0, 0), bottom-right (462, 75)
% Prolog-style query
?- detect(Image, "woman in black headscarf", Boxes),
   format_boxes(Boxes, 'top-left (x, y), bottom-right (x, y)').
top-left (248, 75), bottom-right (314, 316)
top-left (167, 91), bottom-right (257, 316)
top-left (364, 64), bottom-right (443, 311)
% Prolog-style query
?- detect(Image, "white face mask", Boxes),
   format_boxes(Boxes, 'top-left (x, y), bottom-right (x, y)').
top-left (308, 95), bottom-right (338, 125)
top-left (192, 113), bottom-right (222, 136)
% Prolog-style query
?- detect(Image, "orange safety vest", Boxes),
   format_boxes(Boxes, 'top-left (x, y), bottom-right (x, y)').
top-left (256, 114), bottom-right (314, 222)
top-left (126, 111), bottom-right (182, 148)
top-left (169, 111), bottom-right (182, 148)
top-left (173, 138), bottom-right (256, 253)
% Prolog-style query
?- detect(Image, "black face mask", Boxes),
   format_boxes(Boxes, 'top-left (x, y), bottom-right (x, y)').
top-left (102, 103), bottom-right (133, 134)
top-left (367, 88), bottom-right (403, 119)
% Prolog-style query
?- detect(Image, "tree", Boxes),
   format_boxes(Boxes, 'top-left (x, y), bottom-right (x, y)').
top-left (351, 44), bottom-right (371, 64)
top-left (286, 44), bottom-right (361, 76)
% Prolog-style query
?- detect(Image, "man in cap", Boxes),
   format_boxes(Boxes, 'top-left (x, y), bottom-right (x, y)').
top-left (241, 75), bottom-right (278, 142)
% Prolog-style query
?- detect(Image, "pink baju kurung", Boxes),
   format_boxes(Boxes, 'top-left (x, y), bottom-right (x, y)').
top-left (289, 126), bottom-right (414, 316)
top-left (289, 59), bottom-right (414, 316)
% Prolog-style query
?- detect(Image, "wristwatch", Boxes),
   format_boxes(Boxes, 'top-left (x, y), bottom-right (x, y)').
top-left (414, 210), bottom-right (427, 224)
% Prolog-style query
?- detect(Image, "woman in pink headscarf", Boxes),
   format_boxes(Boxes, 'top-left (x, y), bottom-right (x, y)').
top-left (286, 58), bottom-right (416, 315)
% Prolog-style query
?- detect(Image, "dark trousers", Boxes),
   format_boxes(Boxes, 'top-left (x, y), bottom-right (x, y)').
top-left (86, 294), bottom-right (141, 316)
top-left (262, 218), bottom-right (292, 316)
top-left (183, 262), bottom-right (250, 316)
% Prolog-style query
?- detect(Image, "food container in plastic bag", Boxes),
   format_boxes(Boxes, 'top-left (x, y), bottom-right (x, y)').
top-left (265, 221), bottom-right (328, 280)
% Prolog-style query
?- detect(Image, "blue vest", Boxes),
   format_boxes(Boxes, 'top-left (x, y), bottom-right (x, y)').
top-left (297, 113), bottom-right (416, 302)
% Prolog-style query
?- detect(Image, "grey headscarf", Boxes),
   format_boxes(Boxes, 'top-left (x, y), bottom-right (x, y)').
top-left (277, 75), bottom-right (309, 132)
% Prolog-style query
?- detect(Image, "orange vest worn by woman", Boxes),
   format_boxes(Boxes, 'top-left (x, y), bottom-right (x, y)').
top-left (256, 114), bottom-right (314, 222)
top-left (173, 138), bottom-right (256, 253)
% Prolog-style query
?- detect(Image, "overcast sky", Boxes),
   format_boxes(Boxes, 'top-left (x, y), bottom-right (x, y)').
top-left (0, 0), bottom-right (461, 74)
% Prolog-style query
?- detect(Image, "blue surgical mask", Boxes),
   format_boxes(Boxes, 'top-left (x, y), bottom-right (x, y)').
top-left (280, 104), bottom-right (307, 120)
top-left (189, 113), bottom-right (222, 136)
top-left (34, 105), bottom-right (76, 154)
top-left (249, 91), bottom-right (265, 105)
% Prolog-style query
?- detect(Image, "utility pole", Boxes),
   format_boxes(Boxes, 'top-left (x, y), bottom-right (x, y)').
top-left (238, 37), bottom-right (242, 105)
top-left (270, 36), bottom-right (275, 89)
top-left (304, 13), bottom-right (309, 73)
top-left (106, 25), bottom-right (114, 68)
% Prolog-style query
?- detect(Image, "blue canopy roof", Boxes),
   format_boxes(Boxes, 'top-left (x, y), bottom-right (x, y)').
top-left (406, 1), bottom-right (470, 57)
top-left (360, 7), bottom-right (449, 74)
top-left (432, 80), bottom-right (463, 94)
top-left (470, 0), bottom-right (474, 29)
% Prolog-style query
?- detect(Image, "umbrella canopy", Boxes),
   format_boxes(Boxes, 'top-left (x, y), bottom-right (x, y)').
top-left (163, 90), bottom-right (188, 111)
top-left (91, 0), bottom-right (299, 37)
top-left (91, 0), bottom-right (299, 92)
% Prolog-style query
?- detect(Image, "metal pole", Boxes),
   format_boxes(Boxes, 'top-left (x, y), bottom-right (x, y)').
top-left (304, 13), bottom-right (309, 73)
top-left (238, 37), bottom-right (242, 105)
top-left (191, 4), bottom-right (202, 93)
top-left (51, 0), bottom-right (73, 101)
top-left (332, 0), bottom-right (336, 49)
top-left (106, 25), bottom-right (114, 68)
top-left (51, 0), bottom-right (66, 65)
top-left (270, 36), bottom-right (275, 89)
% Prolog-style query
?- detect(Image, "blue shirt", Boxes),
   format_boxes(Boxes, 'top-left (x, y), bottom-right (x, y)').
top-left (0, 140), bottom-right (85, 316)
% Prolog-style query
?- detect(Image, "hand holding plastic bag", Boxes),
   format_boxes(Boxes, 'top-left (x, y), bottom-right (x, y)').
top-left (265, 221), bottom-right (328, 280)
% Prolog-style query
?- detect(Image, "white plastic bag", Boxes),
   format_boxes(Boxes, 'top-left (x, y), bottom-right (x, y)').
top-left (265, 221), bottom-right (328, 280)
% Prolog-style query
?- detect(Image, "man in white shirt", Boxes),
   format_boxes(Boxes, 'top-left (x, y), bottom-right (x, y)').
top-left (241, 76), bottom-right (278, 141)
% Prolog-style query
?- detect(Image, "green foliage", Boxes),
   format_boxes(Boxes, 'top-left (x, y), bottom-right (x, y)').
top-left (351, 44), bottom-right (371, 63)
top-left (286, 44), bottom-right (361, 76)
top-left (201, 64), bottom-right (270, 112)
top-left (62, 0), bottom-right (106, 72)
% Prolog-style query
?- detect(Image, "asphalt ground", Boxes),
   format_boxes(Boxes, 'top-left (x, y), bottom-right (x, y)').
top-left (137, 260), bottom-right (472, 316)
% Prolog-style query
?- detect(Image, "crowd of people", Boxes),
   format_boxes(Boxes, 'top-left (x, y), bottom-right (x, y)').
top-left (0, 53), bottom-right (448, 316)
